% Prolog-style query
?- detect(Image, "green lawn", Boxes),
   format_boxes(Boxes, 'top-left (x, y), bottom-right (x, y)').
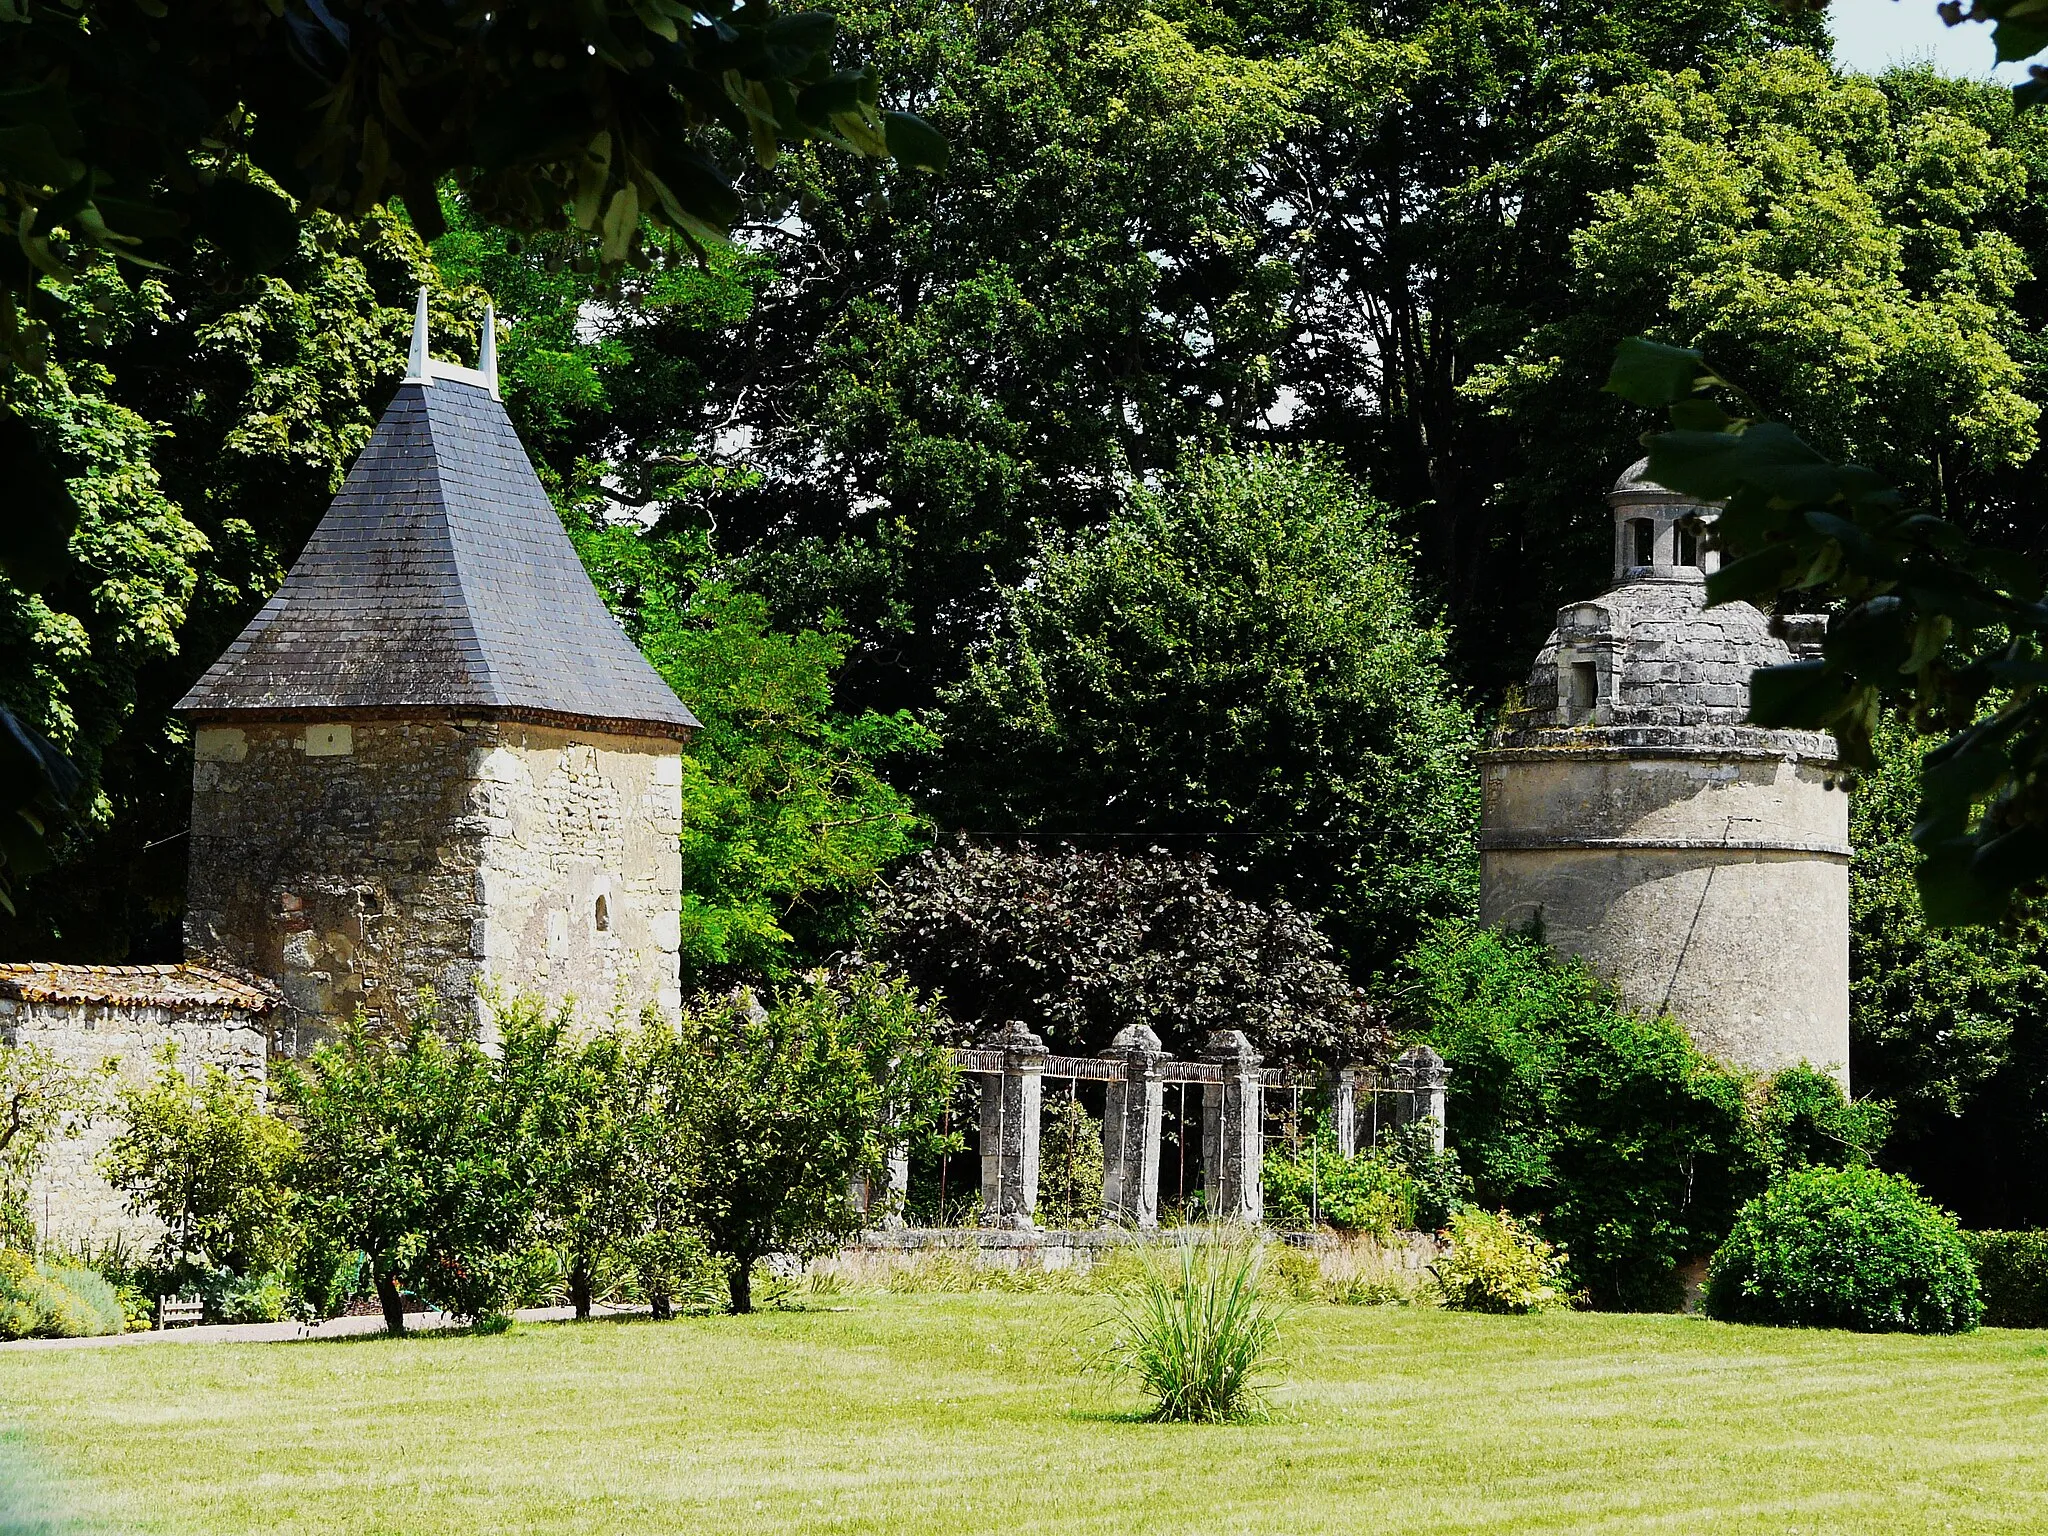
top-left (5, 1296), bottom-right (2048, 1534)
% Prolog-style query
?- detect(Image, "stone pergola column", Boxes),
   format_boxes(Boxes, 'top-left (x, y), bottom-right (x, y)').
top-left (1393, 1044), bottom-right (1449, 1154)
top-left (978, 1020), bottom-right (1047, 1228)
top-left (1201, 1029), bottom-right (1263, 1224)
top-left (1100, 1023), bottom-right (1167, 1228)
top-left (881, 1142), bottom-right (911, 1229)
top-left (1331, 1066), bottom-right (1360, 1158)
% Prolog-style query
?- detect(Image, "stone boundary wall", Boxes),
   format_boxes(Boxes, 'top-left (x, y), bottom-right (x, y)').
top-left (0, 964), bottom-right (274, 1250)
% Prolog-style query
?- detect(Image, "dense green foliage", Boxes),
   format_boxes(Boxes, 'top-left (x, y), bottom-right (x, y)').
top-left (868, 840), bottom-right (1384, 1061)
top-left (1962, 1230), bottom-right (2048, 1328)
top-left (654, 966), bottom-right (955, 1312)
top-left (100, 1050), bottom-right (297, 1278)
top-left (1403, 923), bottom-right (1888, 1308)
top-left (1703, 1166), bottom-right (1981, 1334)
top-left (1848, 718), bottom-right (2048, 1224)
top-left (0, 1251), bottom-right (125, 1340)
top-left (1430, 1209), bottom-right (1570, 1315)
top-left (939, 448), bottom-right (1478, 969)
top-left (279, 1019), bottom-right (534, 1331)
top-left (568, 520), bottom-right (934, 984)
top-left (1262, 1141), bottom-right (1417, 1237)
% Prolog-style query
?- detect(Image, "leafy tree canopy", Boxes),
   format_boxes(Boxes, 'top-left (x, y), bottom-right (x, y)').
top-left (654, 965), bottom-right (955, 1312)
top-left (938, 447), bottom-right (1478, 971)
top-left (866, 840), bottom-right (1389, 1065)
top-left (1847, 717), bottom-right (2048, 1225)
top-left (1402, 921), bottom-right (1888, 1309)
top-left (567, 514), bottom-right (935, 985)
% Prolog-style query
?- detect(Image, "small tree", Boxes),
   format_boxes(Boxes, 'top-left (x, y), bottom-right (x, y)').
top-left (499, 999), bottom-right (653, 1320)
top-left (278, 1018), bottom-right (530, 1333)
top-left (664, 965), bottom-right (955, 1313)
top-left (0, 1043), bottom-right (108, 1248)
top-left (100, 1047), bottom-right (296, 1276)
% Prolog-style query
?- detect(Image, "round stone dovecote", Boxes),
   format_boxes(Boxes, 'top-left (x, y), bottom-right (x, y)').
top-left (1478, 461), bottom-right (1850, 1085)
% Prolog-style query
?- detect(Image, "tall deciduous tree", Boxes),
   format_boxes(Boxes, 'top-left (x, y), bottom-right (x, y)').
top-left (100, 1049), bottom-right (296, 1275)
top-left (569, 517), bottom-right (935, 984)
top-left (938, 447), bottom-right (1477, 971)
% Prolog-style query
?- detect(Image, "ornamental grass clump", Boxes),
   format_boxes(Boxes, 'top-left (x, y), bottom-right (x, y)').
top-left (1101, 1233), bottom-right (1285, 1424)
top-left (1703, 1166), bottom-right (1980, 1334)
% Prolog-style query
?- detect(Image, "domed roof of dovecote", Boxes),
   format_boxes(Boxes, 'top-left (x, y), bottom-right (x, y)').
top-left (176, 295), bottom-right (697, 739)
top-left (1516, 582), bottom-right (1795, 729)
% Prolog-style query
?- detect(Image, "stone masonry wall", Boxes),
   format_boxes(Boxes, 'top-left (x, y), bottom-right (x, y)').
top-left (3, 997), bottom-right (267, 1249)
top-left (472, 723), bottom-right (684, 1023)
top-left (1480, 747), bottom-right (1850, 1082)
top-left (186, 720), bottom-right (490, 1048)
top-left (186, 718), bottom-right (683, 1047)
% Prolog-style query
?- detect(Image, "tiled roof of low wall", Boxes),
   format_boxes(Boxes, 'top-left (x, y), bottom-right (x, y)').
top-left (0, 963), bottom-right (278, 1011)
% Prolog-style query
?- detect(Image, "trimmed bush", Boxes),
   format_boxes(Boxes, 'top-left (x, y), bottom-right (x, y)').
top-left (1431, 1209), bottom-right (1568, 1314)
top-left (1964, 1231), bottom-right (2048, 1328)
top-left (1704, 1167), bottom-right (1980, 1334)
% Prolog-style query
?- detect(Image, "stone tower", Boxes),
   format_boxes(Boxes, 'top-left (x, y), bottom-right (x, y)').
top-left (177, 294), bottom-right (698, 1045)
top-left (1478, 460), bottom-right (1850, 1083)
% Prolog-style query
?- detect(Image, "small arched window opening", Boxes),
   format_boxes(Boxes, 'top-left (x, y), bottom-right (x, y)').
top-left (594, 894), bottom-right (610, 933)
top-left (1675, 518), bottom-right (1701, 568)
top-left (1629, 517), bottom-right (1656, 567)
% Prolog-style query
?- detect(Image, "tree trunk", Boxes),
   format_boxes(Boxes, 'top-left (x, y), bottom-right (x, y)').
top-left (569, 1260), bottom-right (592, 1321)
top-left (729, 1262), bottom-right (752, 1315)
top-left (374, 1265), bottom-right (406, 1336)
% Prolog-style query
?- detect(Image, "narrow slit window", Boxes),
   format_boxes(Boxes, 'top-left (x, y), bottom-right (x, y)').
top-left (1568, 661), bottom-right (1597, 716)
top-left (1630, 518), bottom-right (1656, 567)
top-left (1675, 519), bottom-right (1700, 567)
top-left (594, 894), bottom-right (610, 932)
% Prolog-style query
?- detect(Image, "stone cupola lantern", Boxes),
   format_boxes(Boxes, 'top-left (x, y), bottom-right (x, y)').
top-left (176, 293), bottom-right (698, 1046)
top-left (1478, 461), bottom-right (1850, 1084)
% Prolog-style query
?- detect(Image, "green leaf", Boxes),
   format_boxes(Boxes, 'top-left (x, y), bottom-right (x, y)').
top-left (1603, 337), bottom-right (1710, 407)
top-left (882, 111), bottom-right (948, 171)
top-left (0, 124), bottom-right (82, 187)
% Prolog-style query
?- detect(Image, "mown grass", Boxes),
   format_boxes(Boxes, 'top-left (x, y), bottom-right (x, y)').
top-left (4, 1296), bottom-right (2048, 1533)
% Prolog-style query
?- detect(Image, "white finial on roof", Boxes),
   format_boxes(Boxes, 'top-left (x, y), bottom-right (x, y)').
top-left (481, 302), bottom-right (499, 400)
top-left (405, 288), bottom-right (431, 386)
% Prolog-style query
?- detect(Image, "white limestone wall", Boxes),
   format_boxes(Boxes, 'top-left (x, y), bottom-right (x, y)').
top-left (1480, 746), bottom-right (1851, 1084)
top-left (471, 723), bottom-right (684, 1029)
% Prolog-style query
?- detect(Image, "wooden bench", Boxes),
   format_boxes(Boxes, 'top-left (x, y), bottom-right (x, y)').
top-left (157, 1295), bottom-right (204, 1329)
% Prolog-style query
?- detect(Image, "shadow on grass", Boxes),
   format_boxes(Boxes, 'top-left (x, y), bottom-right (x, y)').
top-left (0, 1432), bottom-right (113, 1536)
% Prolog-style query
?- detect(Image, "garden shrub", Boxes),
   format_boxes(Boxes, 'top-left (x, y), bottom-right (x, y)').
top-left (1964, 1231), bottom-right (2048, 1328)
top-left (1405, 923), bottom-right (1889, 1310)
top-left (1704, 1166), bottom-right (1980, 1334)
top-left (1263, 1140), bottom-right (1416, 1237)
top-left (0, 1253), bottom-right (125, 1339)
top-left (1430, 1209), bottom-right (1568, 1314)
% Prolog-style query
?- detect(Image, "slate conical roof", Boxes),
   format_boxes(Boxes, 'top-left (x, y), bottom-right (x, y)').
top-left (177, 332), bottom-right (697, 739)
